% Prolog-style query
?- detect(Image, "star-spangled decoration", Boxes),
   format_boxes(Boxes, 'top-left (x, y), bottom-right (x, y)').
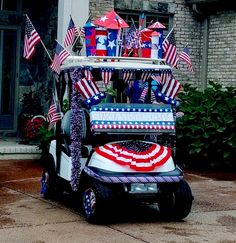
top-left (93, 10), bottom-right (129, 29)
top-left (108, 40), bottom-right (116, 50)
top-left (100, 16), bottom-right (108, 22)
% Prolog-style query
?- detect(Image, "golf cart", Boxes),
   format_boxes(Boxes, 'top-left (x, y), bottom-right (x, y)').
top-left (41, 56), bottom-right (193, 223)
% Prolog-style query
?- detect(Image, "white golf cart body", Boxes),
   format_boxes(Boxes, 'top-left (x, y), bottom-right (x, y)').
top-left (44, 56), bottom-right (192, 222)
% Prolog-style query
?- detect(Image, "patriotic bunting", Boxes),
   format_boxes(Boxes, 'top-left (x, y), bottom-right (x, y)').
top-left (94, 141), bottom-right (172, 172)
top-left (141, 70), bottom-right (152, 82)
top-left (100, 68), bottom-right (114, 86)
top-left (122, 70), bottom-right (134, 87)
top-left (84, 67), bottom-right (93, 81)
top-left (23, 15), bottom-right (41, 60)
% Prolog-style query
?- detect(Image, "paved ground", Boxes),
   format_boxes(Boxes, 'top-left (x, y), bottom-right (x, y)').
top-left (0, 160), bottom-right (235, 243)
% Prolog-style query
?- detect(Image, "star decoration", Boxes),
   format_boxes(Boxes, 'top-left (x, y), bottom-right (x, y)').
top-left (108, 40), bottom-right (116, 50)
top-left (100, 16), bottom-right (108, 22)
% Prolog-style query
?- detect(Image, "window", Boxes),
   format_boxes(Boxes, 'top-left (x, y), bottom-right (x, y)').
top-left (117, 11), bottom-right (171, 36)
top-left (0, 0), bottom-right (17, 11)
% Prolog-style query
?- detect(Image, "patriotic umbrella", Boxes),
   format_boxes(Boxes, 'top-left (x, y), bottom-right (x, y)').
top-left (93, 10), bottom-right (129, 30)
top-left (95, 141), bottom-right (172, 172)
top-left (148, 21), bottom-right (166, 29)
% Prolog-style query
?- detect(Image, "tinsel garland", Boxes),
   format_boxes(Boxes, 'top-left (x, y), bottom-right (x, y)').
top-left (70, 68), bottom-right (83, 191)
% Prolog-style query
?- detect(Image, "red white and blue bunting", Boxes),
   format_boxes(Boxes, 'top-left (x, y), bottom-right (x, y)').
top-left (122, 69), bottom-right (134, 87)
top-left (141, 70), bottom-right (152, 82)
top-left (94, 141), bottom-right (172, 172)
top-left (100, 68), bottom-right (114, 86)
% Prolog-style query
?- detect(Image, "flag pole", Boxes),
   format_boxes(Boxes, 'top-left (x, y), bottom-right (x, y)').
top-left (70, 14), bottom-right (91, 53)
top-left (163, 27), bottom-right (174, 42)
top-left (40, 40), bottom-right (53, 61)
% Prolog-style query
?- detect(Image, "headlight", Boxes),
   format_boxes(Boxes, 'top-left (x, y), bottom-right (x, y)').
top-left (130, 183), bottom-right (158, 194)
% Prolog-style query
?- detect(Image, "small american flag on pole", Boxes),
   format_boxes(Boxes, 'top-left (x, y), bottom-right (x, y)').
top-left (47, 98), bottom-right (62, 125)
top-left (23, 15), bottom-right (41, 60)
top-left (64, 17), bottom-right (79, 47)
top-left (179, 47), bottom-right (194, 72)
top-left (50, 41), bottom-right (70, 74)
top-left (162, 28), bottom-right (178, 68)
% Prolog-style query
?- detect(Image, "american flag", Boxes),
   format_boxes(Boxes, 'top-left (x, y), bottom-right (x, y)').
top-left (179, 47), bottom-right (194, 72)
top-left (125, 22), bottom-right (140, 49)
top-left (162, 29), bottom-right (178, 68)
top-left (47, 99), bottom-right (62, 125)
top-left (64, 17), bottom-right (79, 47)
top-left (50, 41), bottom-right (70, 74)
top-left (23, 16), bottom-right (41, 60)
top-left (161, 75), bottom-right (182, 99)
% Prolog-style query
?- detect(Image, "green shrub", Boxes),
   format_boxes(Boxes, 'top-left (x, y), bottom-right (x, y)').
top-left (176, 81), bottom-right (236, 169)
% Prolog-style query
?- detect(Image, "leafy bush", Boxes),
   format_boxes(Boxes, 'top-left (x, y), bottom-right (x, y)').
top-left (176, 81), bottom-right (236, 169)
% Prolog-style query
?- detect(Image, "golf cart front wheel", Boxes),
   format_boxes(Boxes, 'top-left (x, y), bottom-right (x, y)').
top-left (158, 180), bottom-right (193, 220)
top-left (82, 181), bottom-right (113, 223)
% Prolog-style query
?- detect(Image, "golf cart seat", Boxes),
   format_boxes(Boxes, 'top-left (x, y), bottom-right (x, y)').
top-left (61, 109), bottom-right (88, 154)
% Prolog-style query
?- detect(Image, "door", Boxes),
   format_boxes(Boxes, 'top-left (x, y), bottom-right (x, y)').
top-left (0, 28), bottom-right (19, 131)
top-left (0, 0), bottom-right (21, 132)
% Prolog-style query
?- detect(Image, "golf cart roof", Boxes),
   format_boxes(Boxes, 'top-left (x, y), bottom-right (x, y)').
top-left (61, 56), bottom-right (172, 72)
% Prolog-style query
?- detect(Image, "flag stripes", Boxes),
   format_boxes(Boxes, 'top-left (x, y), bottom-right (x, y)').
top-left (64, 17), bottom-right (79, 47)
top-left (161, 76), bottom-right (182, 99)
top-left (75, 78), bottom-right (100, 99)
top-left (163, 29), bottom-right (178, 68)
top-left (50, 41), bottom-right (70, 74)
top-left (23, 16), bottom-right (41, 60)
top-left (100, 69), bottom-right (113, 86)
top-left (179, 47), bottom-right (193, 72)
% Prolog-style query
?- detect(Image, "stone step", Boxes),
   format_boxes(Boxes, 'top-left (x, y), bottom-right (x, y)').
top-left (0, 138), bottom-right (41, 160)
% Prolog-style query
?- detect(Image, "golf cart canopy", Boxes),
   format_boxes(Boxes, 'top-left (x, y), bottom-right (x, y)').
top-left (61, 56), bottom-right (172, 72)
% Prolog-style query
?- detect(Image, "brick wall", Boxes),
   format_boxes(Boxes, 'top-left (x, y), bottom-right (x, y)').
top-left (89, 0), bottom-right (236, 88)
top-left (207, 10), bottom-right (236, 87)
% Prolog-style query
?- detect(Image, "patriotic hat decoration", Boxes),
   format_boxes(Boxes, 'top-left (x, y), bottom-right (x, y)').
top-left (140, 28), bottom-right (153, 58)
top-left (84, 21), bottom-right (96, 56)
top-left (107, 29), bottom-right (118, 56)
top-left (74, 77), bottom-right (105, 107)
top-left (148, 21), bottom-right (166, 58)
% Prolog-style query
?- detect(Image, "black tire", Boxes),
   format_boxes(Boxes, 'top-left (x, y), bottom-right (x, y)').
top-left (82, 179), bottom-right (113, 223)
top-left (40, 155), bottom-right (57, 199)
top-left (158, 180), bottom-right (193, 220)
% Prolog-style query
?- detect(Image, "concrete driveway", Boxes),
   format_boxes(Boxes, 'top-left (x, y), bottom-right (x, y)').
top-left (0, 160), bottom-right (235, 243)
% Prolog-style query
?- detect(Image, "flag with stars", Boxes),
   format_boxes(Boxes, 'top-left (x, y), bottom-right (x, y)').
top-left (64, 17), bottom-right (79, 47)
top-left (179, 47), bottom-right (194, 72)
top-left (23, 15), bottom-right (41, 60)
top-left (162, 29), bottom-right (178, 68)
top-left (125, 22), bottom-right (140, 49)
top-left (107, 29), bottom-right (118, 56)
top-left (50, 41), bottom-right (70, 74)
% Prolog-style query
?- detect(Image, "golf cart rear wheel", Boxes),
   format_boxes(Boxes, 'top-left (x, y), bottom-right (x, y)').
top-left (158, 180), bottom-right (193, 220)
top-left (82, 180), bottom-right (112, 223)
top-left (41, 168), bottom-right (55, 199)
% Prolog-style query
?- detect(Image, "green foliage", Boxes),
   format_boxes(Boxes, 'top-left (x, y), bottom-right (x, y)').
top-left (37, 122), bottom-right (55, 155)
top-left (176, 81), bottom-right (236, 169)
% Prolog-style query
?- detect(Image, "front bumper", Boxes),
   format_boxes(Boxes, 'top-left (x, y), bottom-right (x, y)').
top-left (83, 166), bottom-right (183, 184)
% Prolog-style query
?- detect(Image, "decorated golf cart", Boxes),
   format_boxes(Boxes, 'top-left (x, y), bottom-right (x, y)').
top-left (40, 10), bottom-right (193, 223)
